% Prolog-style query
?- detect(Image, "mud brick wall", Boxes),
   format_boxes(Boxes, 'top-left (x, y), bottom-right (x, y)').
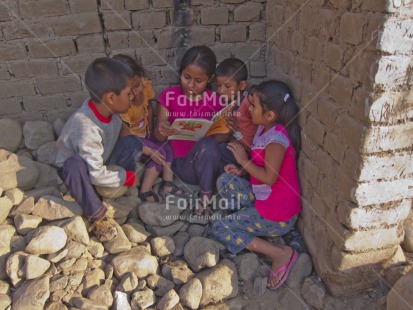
top-left (0, 0), bottom-right (267, 122)
top-left (266, 0), bottom-right (413, 296)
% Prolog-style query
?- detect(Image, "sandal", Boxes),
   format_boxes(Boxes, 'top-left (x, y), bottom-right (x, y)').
top-left (159, 181), bottom-right (191, 199)
top-left (267, 249), bottom-right (299, 290)
top-left (193, 202), bottom-right (213, 217)
top-left (138, 190), bottom-right (162, 203)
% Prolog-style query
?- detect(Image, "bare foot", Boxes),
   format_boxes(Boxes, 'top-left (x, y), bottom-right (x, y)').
top-left (267, 246), bottom-right (293, 288)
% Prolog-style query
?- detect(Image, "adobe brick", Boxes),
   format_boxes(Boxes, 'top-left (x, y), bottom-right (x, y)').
top-left (294, 58), bottom-right (312, 83)
top-left (68, 91), bottom-right (90, 108)
top-left (362, 122), bottom-right (413, 154)
top-left (190, 27), bottom-right (216, 46)
top-left (128, 32), bottom-right (142, 48)
top-left (324, 44), bottom-right (343, 71)
top-left (374, 55), bottom-right (411, 90)
top-left (337, 199), bottom-right (411, 230)
top-left (330, 0), bottom-right (351, 9)
top-left (343, 225), bottom-right (403, 252)
top-left (36, 76), bottom-right (82, 95)
top-left (125, 0), bottom-right (148, 10)
top-left (0, 43), bottom-right (27, 61)
top-left (342, 148), bottom-right (359, 180)
top-left (301, 84), bottom-right (318, 117)
top-left (305, 116), bottom-right (325, 146)
top-left (69, 0), bottom-right (98, 13)
top-left (340, 13), bottom-right (366, 45)
top-left (0, 80), bottom-right (36, 99)
top-left (3, 21), bottom-right (51, 41)
top-left (23, 95), bottom-right (67, 112)
top-left (329, 75), bottom-right (353, 109)
top-left (139, 30), bottom-right (157, 47)
top-left (155, 29), bottom-right (185, 49)
top-left (301, 155), bottom-right (319, 187)
top-left (0, 98), bottom-right (23, 115)
top-left (53, 13), bottom-right (102, 36)
top-left (291, 31), bottom-right (305, 54)
top-left (211, 44), bottom-right (232, 62)
top-left (319, 176), bottom-right (338, 211)
top-left (234, 44), bottom-right (264, 61)
top-left (101, 0), bottom-right (124, 10)
top-left (336, 114), bottom-right (364, 152)
top-left (331, 246), bottom-right (395, 271)
top-left (299, 8), bottom-right (317, 35)
top-left (0, 63), bottom-right (10, 80)
top-left (334, 166), bottom-right (356, 202)
top-left (138, 49), bottom-right (168, 66)
top-left (201, 8), bottom-right (229, 25)
top-left (220, 25), bottom-right (247, 43)
top-left (153, 0), bottom-right (174, 8)
top-left (221, 0), bottom-right (245, 3)
top-left (249, 23), bottom-right (265, 41)
top-left (324, 132), bottom-right (345, 164)
top-left (266, 5), bottom-right (283, 27)
top-left (315, 148), bottom-right (334, 178)
top-left (157, 68), bottom-right (180, 85)
top-left (319, 9), bottom-right (337, 41)
top-left (103, 12), bottom-right (131, 31)
top-left (28, 39), bottom-right (76, 58)
top-left (250, 62), bottom-right (266, 78)
top-left (76, 35), bottom-right (105, 54)
top-left (350, 87), bottom-right (370, 123)
top-left (61, 54), bottom-right (106, 75)
top-left (311, 193), bottom-right (329, 219)
top-left (0, 5), bottom-right (11, 21)
top-left (108, 32), bottom-right (129, 50)
top-left (306, 36), bottom-right (323, 61)
top-left (234, 2), bottom-right (262, 22)
top-left (12, 60), bottom-right (59, 78)
top-left (312, 63), bottom-right (332, 93)
top-left (360, 0), bottom-right (386, 12)
top-left (18, 0), bottom-right (68, 20)
top-left (132, 11), bottom-right (167, 30)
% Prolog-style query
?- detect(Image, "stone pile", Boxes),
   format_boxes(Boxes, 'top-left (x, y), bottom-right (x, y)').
top-left (2, 117), bottom-right (411, 310)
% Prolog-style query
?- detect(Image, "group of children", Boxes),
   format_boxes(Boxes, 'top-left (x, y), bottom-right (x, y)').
top-left (55, 45), bottom-right (302, 290)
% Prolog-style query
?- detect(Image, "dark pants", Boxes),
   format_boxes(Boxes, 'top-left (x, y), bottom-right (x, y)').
top-left (58, 136), bottom-right (143, 222)
top-left (172, 137), bottom-right (220, 197)
top-left (218, 142), bottom-right (238, 174)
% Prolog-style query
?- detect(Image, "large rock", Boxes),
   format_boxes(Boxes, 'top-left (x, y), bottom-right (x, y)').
top-left (0, 226), bottom-right (17, 280)
top-left (179, 278), bottom-right (202, 310)
top-left (14, 214), bottom-right (42, 235)
top-left (36, 141), bottom-right (58, 166)
top-left (51, 216), bottom-right (90, 246)
top-left (88, 285), bottom-right (114, 308)
top-left (286, 253), bottom-right (313, 288)
top-left (131, 288), bottom-right (155, 309)
top-left (138, 201), bottom-right (184, 227)
top-left (151, 236), bottom-right (175, 257)
top-left (26, 226), bottom-right (67, 255)
top-left (184, 237), bottom-right (220, 272)
top-left (197, 260), bottom-right (238, 307)
top-left (387, 270), bottom-right (413, 310)
top-left (103, 222), bottom-right (131, 254)
top-left (34, 161), bottom-right (58, 189)
top-left (12, 275), bottom-right (50, 310)
top-left (0, 196), bottom-right (13, 224)
top-left (23, 255), bottom-right (51, 279)
top-left (104, 195), bottom-right (137, 219)
top-left (6, 251), bottom-right (28, 287)
top-left (147, 274), bottom-right (175, 297)
top-left (0, 294), bottom-right (11, 310)
top-left (0, 119), bottom-right (22, 152)
top-left (32, 196), bottom-right (82, 220)
top-left (146, 221), bottom-right (186, 237)
top-left (23, 121), bottom-right (55, 151)
top-left (0, 152), bottom-right (38, 190)
top-left (157, 289), bottom-right (179, 310)
top-left (236, 253), bottom-right (260, 282)
top-left (122, 222), bottom-right (150, 243)
top-left (111, 249), bottom-right (158, 279)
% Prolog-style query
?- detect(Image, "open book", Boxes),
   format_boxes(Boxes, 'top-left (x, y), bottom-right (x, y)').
top-left (168, 102), bottom-right (236, 141)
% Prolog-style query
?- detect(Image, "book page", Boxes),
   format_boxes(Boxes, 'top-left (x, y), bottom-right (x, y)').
top-left (168, 118), bottom-right (213, 141)
top-left (211, 101), bottom-right (236, 122)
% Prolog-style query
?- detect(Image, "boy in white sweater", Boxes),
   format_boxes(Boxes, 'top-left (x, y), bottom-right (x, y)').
top-left (56, 57), bottom-right (142, 242)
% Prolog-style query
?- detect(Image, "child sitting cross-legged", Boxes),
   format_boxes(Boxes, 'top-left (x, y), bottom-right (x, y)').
top-left (113, 54), bottom-right (190, 202)
top-left (213, 80), bottom-right (302, 290)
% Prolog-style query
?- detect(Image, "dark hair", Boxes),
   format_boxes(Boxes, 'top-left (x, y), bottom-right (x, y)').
top-left (85, 57), bottom-right (134, 103)
top-left (216, 58), bottom-right (248, 83)
top-left (253, 80), bottom-right (301, 154)
top-left (112, 54), bottom-right (146, 78)
top-left (179, 45), bottom-right (216, 79)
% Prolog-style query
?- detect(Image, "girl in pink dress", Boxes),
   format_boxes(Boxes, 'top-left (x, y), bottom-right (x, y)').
top-left (213, 80), bottom-right (302, 290)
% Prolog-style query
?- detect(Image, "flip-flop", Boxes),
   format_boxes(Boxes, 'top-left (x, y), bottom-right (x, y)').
top-left (267, 249), bottom-right (299, 290)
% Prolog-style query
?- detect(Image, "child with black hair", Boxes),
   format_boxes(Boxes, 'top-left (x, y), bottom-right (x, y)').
top-left (113, 54), bottom-right (187, 202)
top-left (215, 58), bottom-right (258, 174)
top-left (213, 80), bottom-right (301, 290)
top-left (55, 57), bottom-right (143, 242)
